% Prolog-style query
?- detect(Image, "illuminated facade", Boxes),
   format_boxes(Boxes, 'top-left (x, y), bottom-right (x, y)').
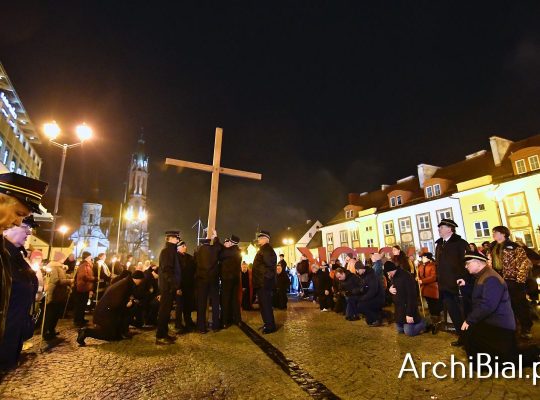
top-left (0, 62), bottom-right (42, 178)
top-left (70, 203), bottom-right (110, 257)
top-left (320, 134), bottom-right (540, 255)
top-left (121, 137), bottom-right (149, 259)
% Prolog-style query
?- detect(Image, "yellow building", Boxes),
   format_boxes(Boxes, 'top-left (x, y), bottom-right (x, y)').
top-left (355, 208), bottom-right (380, 249)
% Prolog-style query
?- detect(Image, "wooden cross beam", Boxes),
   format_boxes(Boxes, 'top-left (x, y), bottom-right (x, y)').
top-left (165, 127), bottom-right (262, 238)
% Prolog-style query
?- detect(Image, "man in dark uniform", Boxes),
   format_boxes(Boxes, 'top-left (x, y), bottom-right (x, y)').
top-left (252, 230), bottom-right (277, 334)
top-left (155, 230), bottom-right (181, 345)
top-left (77, 272), bottom-right (145, 346)
top-left (194, 231), bottom-right (221, 333)
top-left (176, 240), bottom-right (197, 332)
top-left (219, 235), bottom-right (242, 327)
top-left (434, 218), bottom-right (470, 347)
top-left (0, 173), bottom-right (47, 363)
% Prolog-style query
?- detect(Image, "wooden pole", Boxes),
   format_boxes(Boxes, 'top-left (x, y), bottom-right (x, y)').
top-left (207, 127), bottom-right (223, 238)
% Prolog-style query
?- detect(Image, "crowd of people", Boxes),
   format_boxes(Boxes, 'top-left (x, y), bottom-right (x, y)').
top-left (1, 167), bottom-right (540, 372)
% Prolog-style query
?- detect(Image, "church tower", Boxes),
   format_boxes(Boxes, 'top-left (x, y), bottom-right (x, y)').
top-left (123, 135), bottom-right (149, 259)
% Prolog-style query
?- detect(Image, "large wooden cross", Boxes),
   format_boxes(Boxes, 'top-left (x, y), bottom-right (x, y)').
top-left (165, 127), bottom-right (262, 238)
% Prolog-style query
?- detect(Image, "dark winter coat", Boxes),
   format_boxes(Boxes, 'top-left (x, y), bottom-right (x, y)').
top-left (93, 277), bottom-right (135, 337)
top-left (143, 267), bottom-right (159, 296)
top-left (358, 268), bottom-right (385, 304)
top-left (339, 271), bottom-right (363, 296)
top-left (296, 259), bottom-right (309, 275)
top-left (194, 239), bottom-right (221, 283)
top-left (276, 271), bottom-right (291, 291)
top-left (178, 252), bottom-right (196, 291)
top-left (466, 267), bottom-right (515, 331)
top-left (252, 243), bottom-right (277, 289)
top-left (0, 237), bottom-right (12, 343)
top-left (219, 245), bottom-right (242, 280)
top-left (389, 268), bottom-right (421, 324)
top-left (158, 242), bottom-right (181, 293)
top-left (314, 269), bottom-right (332, 296)
top-left (435, 233), bottom-right (470, 293)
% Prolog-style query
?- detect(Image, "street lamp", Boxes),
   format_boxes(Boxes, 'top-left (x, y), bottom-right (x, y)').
top-left (58, 225), bottom-right (69, 251)
top-left (44, 121), bottom-right (93, 259)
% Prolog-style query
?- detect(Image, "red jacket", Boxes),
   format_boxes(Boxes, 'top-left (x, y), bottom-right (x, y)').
top-left (76, 261), bottom-right (95, 293)
top-left (418, 261), bottom-right (439, 299)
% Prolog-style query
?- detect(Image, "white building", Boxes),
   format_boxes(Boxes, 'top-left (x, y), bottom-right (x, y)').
top-left (70, 203), bottom-right (110, 258)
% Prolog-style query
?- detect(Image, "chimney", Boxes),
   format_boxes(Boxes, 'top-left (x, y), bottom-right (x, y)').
top-left (417, 164), bottom-right (440, 189)
top-left (360, 192), bottom-right (368, 196)
top-left (489, 136), bottom-right (513, 166)
top-left (465, 150), bottom-right (487, 160)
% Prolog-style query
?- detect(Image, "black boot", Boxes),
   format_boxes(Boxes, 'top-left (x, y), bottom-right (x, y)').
top-left (77, 328), bottom-right (87, 347)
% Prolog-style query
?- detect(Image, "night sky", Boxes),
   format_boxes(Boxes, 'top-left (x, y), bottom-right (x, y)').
top-left (1, 1), bottom-right (540, 253)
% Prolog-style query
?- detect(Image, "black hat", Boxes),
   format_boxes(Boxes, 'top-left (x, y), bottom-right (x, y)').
top-left (464, 250), bottom-right (488, 263)
top-left (132, 270), bottom-right (145, 279)
top-left (420, 252), bottom-right (434, 261)
top-left (354, 261), bottom-right (366, 270)
top-left (258, 230), bottom-right (270, 239)
top-left (438, 218), bottom-right (458, 228)
top-left (81, 251), bottom-right (92, 259)
top-left (0, 172), bottom-right (48, 214)
top-left (383, 261), bottom-right (398, 273)
top-left (165, 230), bottom-right (180, 239)
top-left (178, 240), bottom-right (186, 247)
top-left (229, 235), bottom-right (240, 245)
top-left (22, 215), bottom-right (39, 228)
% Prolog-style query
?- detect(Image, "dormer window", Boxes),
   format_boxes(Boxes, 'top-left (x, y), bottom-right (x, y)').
top-left (390, 195), bottom-right (403, 207)
top-left (390, 197), bottom-right (396, 207)
top-left (426, 186), bottom-right (433, 198)
top-left (529, 155), bottom-right (540, 171)
top-left (396, 195), bottom-right (402, 205)
top-left (433, 184), bottom-right (441, 196)
top-left (345, 210), bottom-right (354, 219)
top-left (515, 159), bottom-right (526, 174)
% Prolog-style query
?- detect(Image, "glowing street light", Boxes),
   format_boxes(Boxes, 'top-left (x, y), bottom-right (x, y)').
top-left (43, 120), bottom-right (94, 259)
top-left (58, 225), bottom-right (69, 235)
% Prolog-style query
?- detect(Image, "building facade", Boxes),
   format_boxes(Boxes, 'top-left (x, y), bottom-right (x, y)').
top-left (70, 203), bottom-right (110, 258)
top-left (0, 62), bottom-right (42, 178)
top-left (121, 137), bottom-right (150, 259)
top-left (320, 134), bottom-right (540, 258)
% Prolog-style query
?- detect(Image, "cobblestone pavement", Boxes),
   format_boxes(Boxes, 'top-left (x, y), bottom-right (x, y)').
top-left (1, 299), bottom-right (539, 399)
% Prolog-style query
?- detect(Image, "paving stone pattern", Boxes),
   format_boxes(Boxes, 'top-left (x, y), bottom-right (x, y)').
top-left (0, 299), bottom-right (538, 399)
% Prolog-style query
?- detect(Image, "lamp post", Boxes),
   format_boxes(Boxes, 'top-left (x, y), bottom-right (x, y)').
top-left (43, 121), bottom-right (93, 260)
top-left (58, 225), bottom-right (69, 252)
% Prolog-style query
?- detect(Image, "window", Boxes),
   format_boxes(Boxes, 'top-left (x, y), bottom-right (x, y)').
top-left (345, 210), bottom-right (354, 219)
top-left (474, 221), bottom-right (490, 238)
top-left (529, 155), bottom-right (540, 171)
top-left (390, 197), bottom-right (396, 207)
top-left (367, 238), bottom-right (374, 247)
top-left (339, 230), bottom-right (348, 245)
top-left (515, 159), bottom-right (527, 174)
top-left (417, 213), bottom-right (431, 230)
top-left (326, 233), bottom-right (334, 245)
top-left (351, 230), bottom-right (359, 241)
top-left (396, 195), bottom-right (403, 205)
top-left (365, 226), bottom-right (373, 232)
top-left (433, 184), bottom-right (441, 196)
top-left (471, 204), bottom-right (486, 212)
top-left (504, 193), bottom-right (527, 215)
top-left (89, 214), bottom-right (94, 224)
top-left (399, 217), bottom-right (412, 233)
top-left (426, 186), bottom-right (433, 198)
top-left (420, 240), bottom-right (434, 253)
top-left (437, 208), bottom-right (453, 222)
top-left (383, 221), bottom-right (394, 236)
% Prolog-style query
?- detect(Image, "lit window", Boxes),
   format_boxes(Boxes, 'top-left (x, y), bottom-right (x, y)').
top-left (367, 238), bottom-right (374, 247)
top-left (529, 155), bottom-right (540, 171)
top-left (504, 193), bottom-right (527, 215)
top-left (351, 230), bottom-right (359, 241)
top-left (417, 214), bottom-right (431, 230)
top-left (474, 221), bottom-right (490, 237)
top-left (383, 221), bottom-right (394, 235)
top-left (396, 195), bottom-right (403, 205)
top-left (339, 230), bottom-right (348, 244)
top-left (399, 218), bottom-right (412, 233)
top-left (326, 233), bottom-right (333, 245)
top-left (515, 159), bottom-right (527, 174)
top-left (433, 184), bottom-right (441, 196)
top-left (390, 197), bottom-right (396, 207)
top-left (426, 186), bottom-right (433, 198)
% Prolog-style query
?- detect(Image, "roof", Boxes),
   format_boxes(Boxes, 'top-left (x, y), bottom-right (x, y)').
top-left (306, 230), bottom-right (322, 249)
top-left (506, 134), bottom-right (540, 155)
